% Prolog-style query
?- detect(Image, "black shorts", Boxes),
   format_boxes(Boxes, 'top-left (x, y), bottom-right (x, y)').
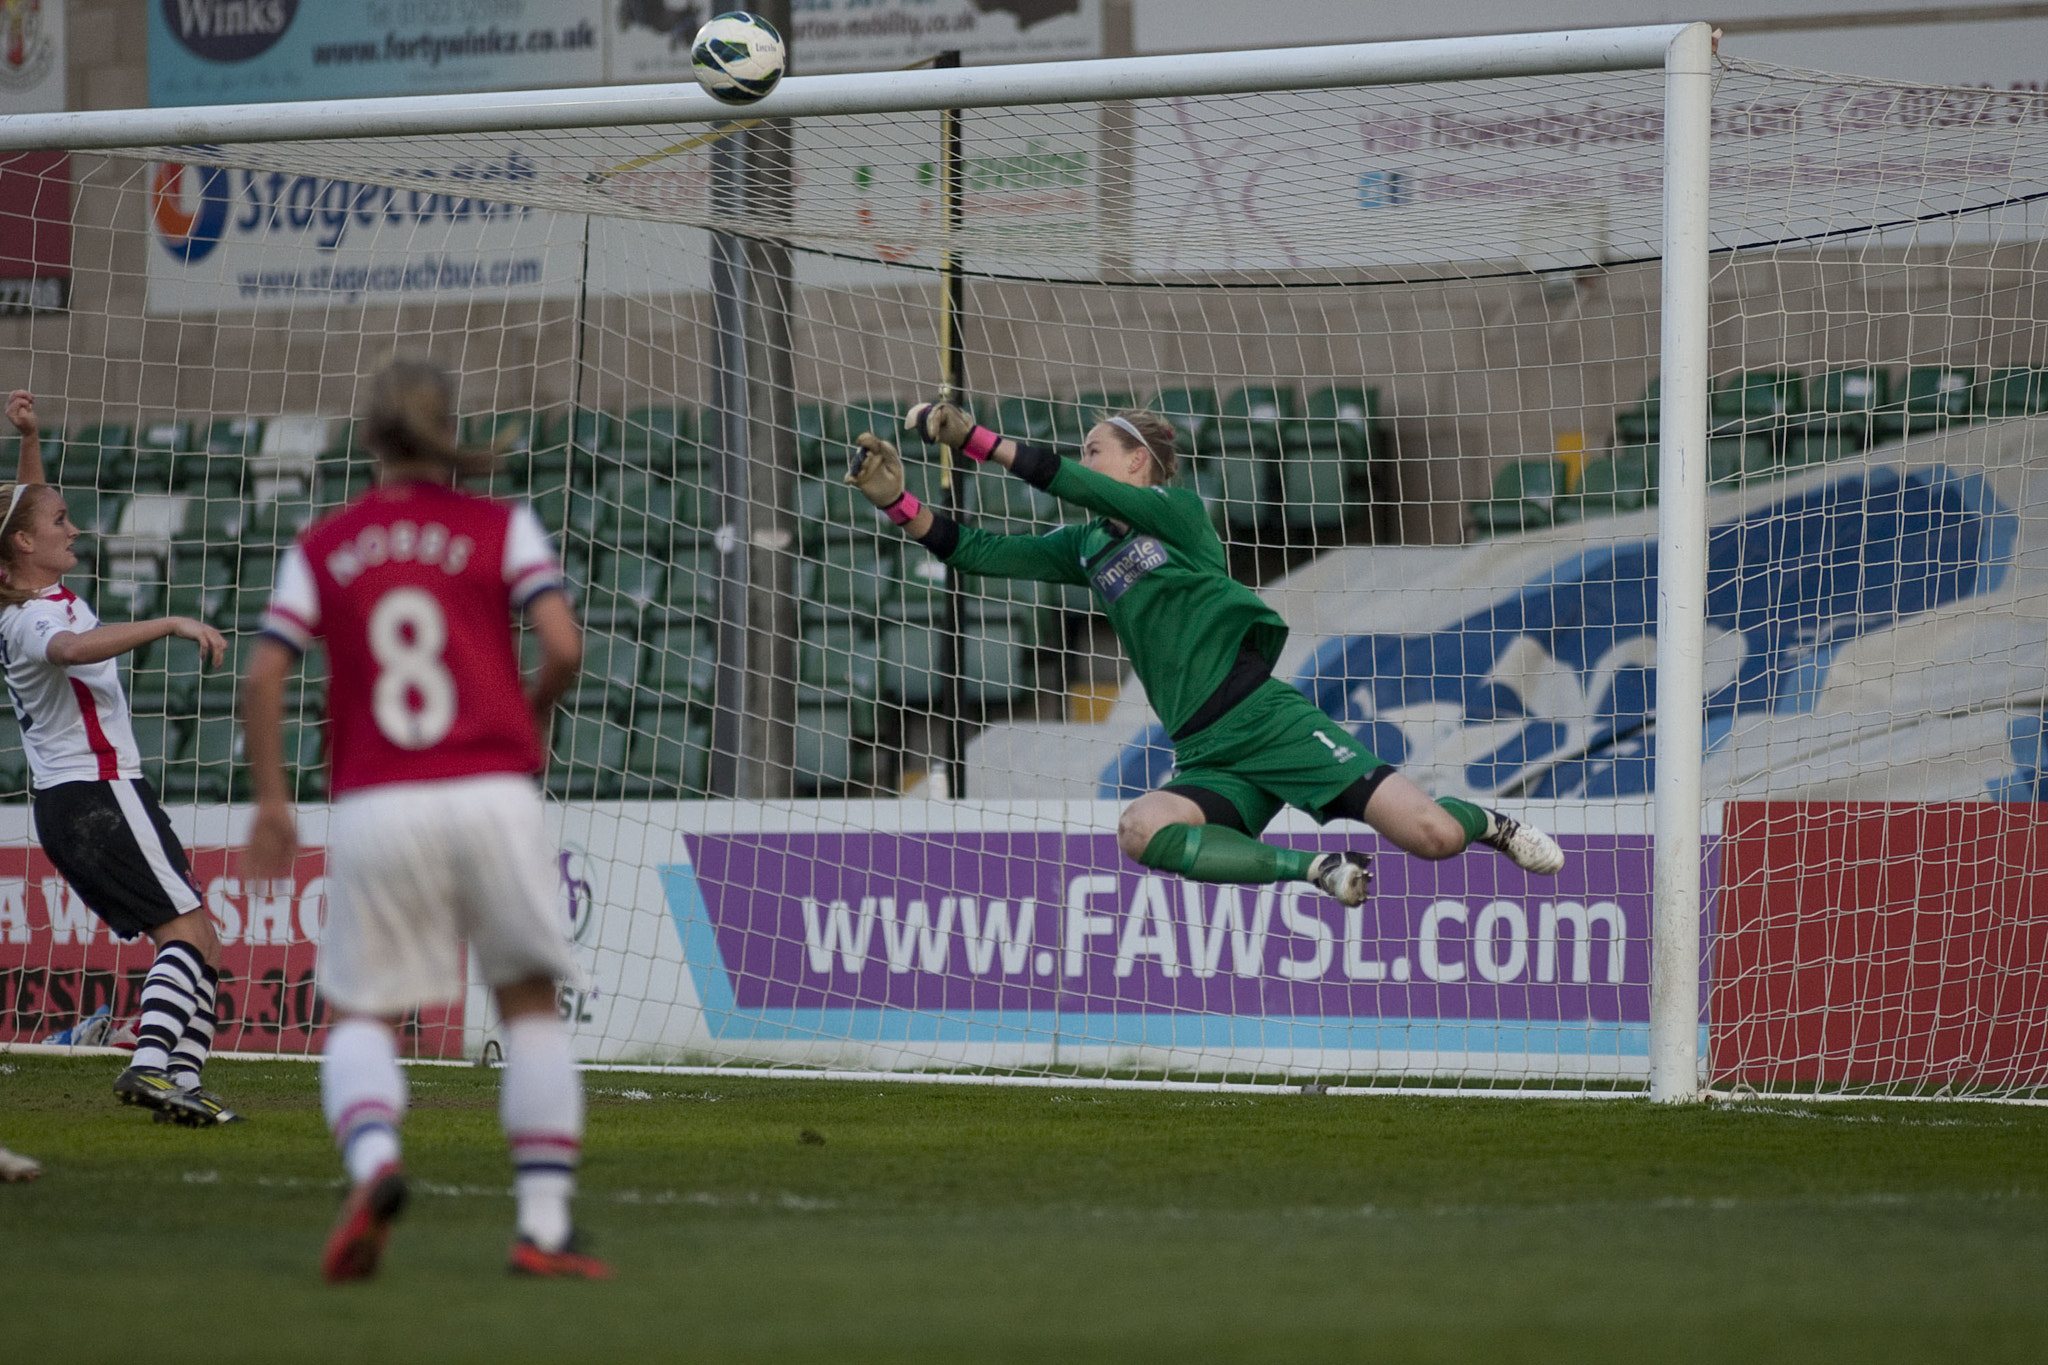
top-left (33, 777), bottom-right (202, 940)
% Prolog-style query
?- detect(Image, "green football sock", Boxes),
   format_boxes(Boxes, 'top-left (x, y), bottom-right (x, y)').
top-left (1138, 823), bottom-right (1317, 884)
top-left (1437, 797), bottom-right (1492, 845)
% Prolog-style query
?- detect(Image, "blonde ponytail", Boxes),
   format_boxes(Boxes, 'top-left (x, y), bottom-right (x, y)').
top-left (363, 355), bottom-right (501, 481)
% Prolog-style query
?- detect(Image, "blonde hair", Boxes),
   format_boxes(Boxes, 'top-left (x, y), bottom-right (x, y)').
top-left (1098, 410), bottom-right (1179, 485)
top-left (362, 356), bottom-right (499, 480)
top-left (0, 481), bottom-right (53, 610)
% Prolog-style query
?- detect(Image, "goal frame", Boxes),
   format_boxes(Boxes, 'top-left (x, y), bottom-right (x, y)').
top-left (0, 22), bottom-right (1716, 1102)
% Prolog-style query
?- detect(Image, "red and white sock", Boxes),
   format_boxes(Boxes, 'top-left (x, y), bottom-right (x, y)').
top-left (501, 1014), bottom-right (583, 1254)
top-left (322, 1017), bottom-right (406, 1185)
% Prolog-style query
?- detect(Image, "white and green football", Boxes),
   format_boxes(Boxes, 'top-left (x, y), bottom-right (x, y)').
top-left (690, 12), bottom-right (786, 105)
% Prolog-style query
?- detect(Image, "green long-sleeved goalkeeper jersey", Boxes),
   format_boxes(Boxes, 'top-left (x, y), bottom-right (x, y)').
top-left (935, 458), bottom-right (1289, 736)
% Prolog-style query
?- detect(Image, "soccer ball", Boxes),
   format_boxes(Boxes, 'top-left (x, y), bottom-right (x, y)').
top-left (690, 12), bottom-right (786, 105)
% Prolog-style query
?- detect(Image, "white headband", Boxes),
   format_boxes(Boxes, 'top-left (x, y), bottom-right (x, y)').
top-left (2, 481), bottom-right (29, 536)
top-left (1105, 415), bottom-right (1147, 447)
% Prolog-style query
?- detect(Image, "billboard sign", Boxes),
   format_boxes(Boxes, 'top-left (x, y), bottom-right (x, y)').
top-left (148, 0), bottom-right (606, 107)
top-left (143, 156), bottom-right (576, 312)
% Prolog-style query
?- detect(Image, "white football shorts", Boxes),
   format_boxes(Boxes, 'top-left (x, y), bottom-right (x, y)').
top-left (316, 773), bottom-right (585, 1016)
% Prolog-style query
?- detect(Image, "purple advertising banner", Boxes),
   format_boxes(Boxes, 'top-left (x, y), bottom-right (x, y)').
top-left (680, 831), bottom-right (1651, 1027)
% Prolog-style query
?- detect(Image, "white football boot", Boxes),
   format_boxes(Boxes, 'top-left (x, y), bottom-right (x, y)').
top-left (1478, 814), bottom-right (1566, 875)
top-left (1306, 851), bottom-right (1375, 907)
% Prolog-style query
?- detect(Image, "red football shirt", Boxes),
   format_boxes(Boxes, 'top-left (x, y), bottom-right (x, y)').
top-left (260, 481), bottom-right (563, 796)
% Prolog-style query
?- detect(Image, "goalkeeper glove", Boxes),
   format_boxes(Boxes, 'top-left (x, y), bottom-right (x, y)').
top-left (905, 400), bottom-right (1000, 462)
top-left (846, 433), bottom-right (921, 524)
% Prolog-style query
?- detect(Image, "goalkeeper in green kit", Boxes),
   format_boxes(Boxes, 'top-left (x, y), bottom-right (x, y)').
top-left (846, 402), bottom-right (1565, 906)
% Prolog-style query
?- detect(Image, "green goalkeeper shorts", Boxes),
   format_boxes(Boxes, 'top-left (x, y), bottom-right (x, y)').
top-left (1164, 678), bottom-right (1389, 835)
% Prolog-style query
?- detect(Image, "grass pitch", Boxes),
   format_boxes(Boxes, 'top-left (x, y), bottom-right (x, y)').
top-left (2, 1056), bottom-right (2045, 1363)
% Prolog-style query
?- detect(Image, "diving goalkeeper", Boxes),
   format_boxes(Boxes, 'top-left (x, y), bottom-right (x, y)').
top-left (846, 403), bottom-right (1565, 907)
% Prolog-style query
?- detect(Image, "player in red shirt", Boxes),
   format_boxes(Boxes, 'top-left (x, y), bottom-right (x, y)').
top-left (242, 358), bottom-right (607, 1281)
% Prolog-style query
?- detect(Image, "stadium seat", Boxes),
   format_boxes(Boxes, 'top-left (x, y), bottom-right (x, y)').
top-left (843, 398), bottom-right (917, 451)
top-left (586, 549), bottom-right (669, 628)
top-left (1877, 366), bottom-right (1974, 439)
top-left (668, 464), bottom-right (721, 535)
top-left (159, 713), bottom-right (242, 803)
top-left (60, 487), bottom-right (122, 536)
top-left (279, 714), bottom-right (328, 799)
top-left (1785, 431), bottom-right (1858, 468)
top-left (579, 628), bottom-right (644, 708)
top-left (890, 549), bottom-right (950, 623)
top-left (99, 552), bottom-right (167, 619)
top-left (1215, 386), bottom-right (1297, 457)
top-left (659, 542), bottom-right (725, 622)
top-left (1302, 386), bottom-right (1378, 464)
top-left (796, 401), bottom-right (846, 470)
top-left (597, 469), bottom-right (678, 550)
top-left (127, 643), bottom-right (202, 719)
top-left (244, 488), bottom-right (314, 546)
top-left (256, 415), bottom-right (332, 471)
top-left (1708, 435), bottom-right (1773, 488)
top-left (1711, 370), bottom-right (1804, 438)
top-left (793, 699), bottom-right (864, 793)
top-left (800, 542), bottom-right (890, 623)
top-left (879, 614), bottom-right (1037, 706)
top-left (799, 621), bottom-right (881, 694)
top-left (623, 705), bottom-right (711, 797)
top-left (1148, 387), bottom-right (1219, 457)
top-left (639, 624), bottom-right (717, 706)
top-left (1613, 378), bottom-right (1661, 444)
top-left (206, 417), bottom-right (264, 458)
top-left (1979, 367), bottom-right (2048, 418)
top-left (970, 468), bottom-right (1060, 528)
top-left (1278, 437), bottom-right (1350, 534)
top-left (0, 708), bottom-right (24, 801)
top-left (127, 713), bottom-right (183, 793)
top-left (1802, 367), bottom-right (1891, 442)
top-left (1581, 445), bottom-right (1657, 517)
top-left (618, 405), bottom-right (695, 471)
top-left (199, 634), bottom-right (259, 714)
top-left (1197, 450), bottom-right (1273, 534)
top-left (991, 396), bottom-right (1057, 447)
top-left (796, 468), bottom-right (881, 547)
top-left (69, 424), bottom-right (134, 486)
top-left (164, 550), bottom-right (235, 625)
top-left (548, 712), bottom-right (631, 800)
top-left (1469, 458), bottom-right (1572, 537)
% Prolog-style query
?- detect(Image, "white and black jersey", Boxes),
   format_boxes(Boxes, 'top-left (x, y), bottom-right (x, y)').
top-left (0, 584), bottom-right (197, 937)
top-left (0, 585), bottom-right (140, 787)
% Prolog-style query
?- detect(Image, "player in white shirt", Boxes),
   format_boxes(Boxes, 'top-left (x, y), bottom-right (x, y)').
top-left (0, 391), bottom-right (233, 1126)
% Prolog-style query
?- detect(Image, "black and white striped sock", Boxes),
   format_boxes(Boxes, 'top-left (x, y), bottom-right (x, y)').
top-left (132, 941), bottom-right (206, 1074)
top-left (167, 961), bottom-right (220, 1091)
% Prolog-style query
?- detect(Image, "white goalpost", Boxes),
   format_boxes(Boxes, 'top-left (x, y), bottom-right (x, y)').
top-left (2, 23), bottom-right (2045, 1099)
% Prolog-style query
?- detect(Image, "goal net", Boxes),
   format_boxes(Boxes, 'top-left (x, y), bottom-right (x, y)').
top-left (1, 32), bottom-right (2045, 1096)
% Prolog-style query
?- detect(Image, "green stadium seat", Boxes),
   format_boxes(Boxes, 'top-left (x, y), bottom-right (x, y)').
top-left (462, 410), bottom-right (537, 453)
top-left (1709, 370), bottom-right (1804, 437)
top-left (800, 542), bottom-right (890, 623)
top-left (1215, 386), bottom-right (1297, 456)
top-left (59, 487), bottom-right (122, 536)
top-left (1979, 367), bottom-right (2048, 418)
top-left (548, 713), bottom-right (631, 800)
top-left (588, 550), bottom-right (668, 627)
top-left (991, 396), bottom-right (1057, 447)
top-left (524, 479), bottom-right (571, 535)
top-left (99, 554), bottom-right (167, 620)
top-left (164, 551), bottom-right (235, 625)
top-left (1877, 366), bottom-right (1974, 439)
top-left (127, 714), bottom-right (183, 792)
top-left (796, 469), bottom-right (881, 547)
top-left (159, 713), bottom-right (242, 803)
top-left (1279, 439), bottom-right (1350, 534)
top-left (668, 464), bottom-right (722, 534)
top-left (796, 402), bottom-right (846, 470)
top-left (798, 622), bottom-right (880, 694)
top-left (1708, 435), bottom-right (1773, 488)
top-left (69, 424), bottom-right (134, 486)
top-left (618, 405), bottom-right (695, 471)
top-left (1802, 368), bottom-right (1890, 440)
top-left (843, 398), bottom-right (917, 450)
top-left (595, 469), bottom-right (678, 550)
top-left (1469, 459), bottom-right (1572, 538)
top-left (879, 615), bottom-right (1038, 706)
top-left (206, 418), bottom-right (264, 458)
top-left (0, 708), bottom-right (24, 801)
top-left (280, 714), bottom-right (328, 800)
top-left (1302, 386), bottom-right (1378, 464)
top-left (581, 628), bottom-right (644, 701)
top-left (1198, 451), bottom-right (1274, 534)
top-left (659, 542), bottom-right (725, 622)
top-left (970, 472), bottom-right (1060, 529)
top-left (127, 642), bottom-right (203, 719)
top-left (1785, 431), bottom-right (1858, 468)
top-left (1148, 387), bottom-right (1219, 457)
top-left (198, 634), bottom-right (259, 714)
top-left (639, 624), bottom-right (717, 705)
top-left (244, 489), bottom-right (314, 546)
top-left (793, 700), bottom-right (864, 793)
top-left (623, 706), bottom-right (711, 797)
top-left (890, 549), bottom-right (949, 623)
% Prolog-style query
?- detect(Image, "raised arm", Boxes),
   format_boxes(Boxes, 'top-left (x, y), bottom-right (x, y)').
top-left (7, 390), bottom-right (44, 486)
top-left (843, 432), bottom-right (1085, 584)
top-left (901, 401), bottom-right (1205, 546)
